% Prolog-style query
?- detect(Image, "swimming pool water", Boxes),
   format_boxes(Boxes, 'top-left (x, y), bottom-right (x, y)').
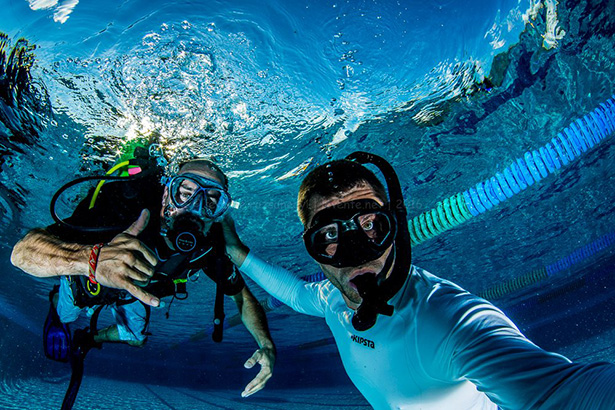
top-left (1, 0), bottom-right (615, 408)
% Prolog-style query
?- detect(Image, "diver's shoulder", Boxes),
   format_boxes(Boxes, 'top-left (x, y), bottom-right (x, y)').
top-left (397, 265), bottom-right (475, 307)
top-left (308, 277), bottom-right (338, 295)
top-left (406, 265), bottom-right (497, 319)
top-left (410, 265), bottom-right (464, 290)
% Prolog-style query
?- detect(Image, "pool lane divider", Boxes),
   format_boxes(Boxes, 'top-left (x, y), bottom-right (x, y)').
top-left (407, 96), bottom-right (615, 300)
top-left (478, 231), bottom-right (615, 300)
top-left (409, 95), bottom-right (615, 245)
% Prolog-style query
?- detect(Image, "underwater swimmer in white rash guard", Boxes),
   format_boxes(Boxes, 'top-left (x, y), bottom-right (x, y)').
top-left (222, 153), bottom-right (615, 410)
top-left (239, 254), bottom-right (615, 409)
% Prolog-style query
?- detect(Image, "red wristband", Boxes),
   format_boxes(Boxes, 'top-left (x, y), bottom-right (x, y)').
top-left (88, 243), bottom-right (104, 284)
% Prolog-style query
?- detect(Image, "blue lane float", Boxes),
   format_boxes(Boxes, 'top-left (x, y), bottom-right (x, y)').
top-left (479, 231), bottom-right (615, 301)
top-left (409, 96), bottom-right (615, 245)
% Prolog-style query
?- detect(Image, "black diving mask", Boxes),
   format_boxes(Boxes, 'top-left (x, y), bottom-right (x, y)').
top-left (304, 152), bottom-right (412, 332)
top-left (303, 199), bottom-right (397, 268)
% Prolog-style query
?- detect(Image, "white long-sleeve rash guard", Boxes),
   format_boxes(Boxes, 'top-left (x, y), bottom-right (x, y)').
top-left (240, 252), bottom-right (615, 410)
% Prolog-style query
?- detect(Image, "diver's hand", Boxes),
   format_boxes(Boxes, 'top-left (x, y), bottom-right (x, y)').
top-left (221, 214), bottom-right (250, 267)
top-left (94, 209), bottom-right (160, 307)
top-left (241, 346), bottom-right (276, 397)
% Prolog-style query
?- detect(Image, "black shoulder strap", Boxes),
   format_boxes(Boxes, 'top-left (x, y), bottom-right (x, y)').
top-left (200, 223), bottom-right (228, 343)
top-left (211, 255), bottom-right (226, 343)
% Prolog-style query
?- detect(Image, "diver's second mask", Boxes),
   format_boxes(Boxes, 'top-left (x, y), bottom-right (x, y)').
top-left (166, 173), bottom-right (231, 219)
top-left (160, 173), bottom-right (231, 253)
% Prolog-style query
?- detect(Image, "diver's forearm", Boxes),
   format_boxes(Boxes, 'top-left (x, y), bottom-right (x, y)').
top-left (11, 228), bottom-right (90, 278)
top-left (237, 288), bottom-right (276, 350)
top-left (226, 242), bottom-right (250, 268)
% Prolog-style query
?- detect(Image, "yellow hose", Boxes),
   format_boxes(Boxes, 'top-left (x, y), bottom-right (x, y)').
top-left (88, 160), bottom-right (131, 209)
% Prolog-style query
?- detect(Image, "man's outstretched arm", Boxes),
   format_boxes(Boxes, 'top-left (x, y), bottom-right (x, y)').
top-left (11, 209), bottom-right (160, 307)
top-left (221, 215), bottom-right (327, 317)
top-left (231, 287), bottom-right (276, 398)
top-left (11, 228), bottom-right (91, 277)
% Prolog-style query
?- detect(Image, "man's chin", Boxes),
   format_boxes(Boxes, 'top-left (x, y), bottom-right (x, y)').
top-left (342, 290), bottom-right (363, 310)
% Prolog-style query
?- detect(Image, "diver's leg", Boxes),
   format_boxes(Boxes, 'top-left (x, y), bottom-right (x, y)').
top-left (94, 325), bottom-right (144, 347)
top-left (56, 276), bottom-right (85, 323)
top-left (108, 301), bottom-right (149, 347)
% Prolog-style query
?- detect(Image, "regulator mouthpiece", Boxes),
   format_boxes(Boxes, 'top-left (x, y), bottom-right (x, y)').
top-left (166, 213), bottom-right (206, 253)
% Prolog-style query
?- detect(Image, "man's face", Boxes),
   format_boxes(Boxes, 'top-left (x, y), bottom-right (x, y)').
top-left (161, 163), bottom-right (227, 235)
top-left (306, 183), bottom-right (393, 310)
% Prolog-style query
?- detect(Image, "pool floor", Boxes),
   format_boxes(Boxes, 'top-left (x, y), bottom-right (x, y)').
top-left (0, 376), bottom-right (370, 409)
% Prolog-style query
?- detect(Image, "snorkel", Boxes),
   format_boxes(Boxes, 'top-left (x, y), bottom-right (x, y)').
top-left (341, 152), bottom-right (412, 331)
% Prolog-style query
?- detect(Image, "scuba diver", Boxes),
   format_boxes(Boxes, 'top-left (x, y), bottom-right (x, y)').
top-left (221, 152), bottom-right (615, 410)
top-left (11, 146), bottom-right (276, 409)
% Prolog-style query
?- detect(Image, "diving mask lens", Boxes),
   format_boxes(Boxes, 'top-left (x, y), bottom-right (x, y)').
top-left (304, 201), bottom-right (396, 266)
top-left (311, 213), bottom-right (392, 257)
top-left (169, 174), bottom-right (231, 219)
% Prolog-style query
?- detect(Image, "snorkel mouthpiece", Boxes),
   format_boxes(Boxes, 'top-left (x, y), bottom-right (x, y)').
top-left (351, 274), bottom-right (394, 331)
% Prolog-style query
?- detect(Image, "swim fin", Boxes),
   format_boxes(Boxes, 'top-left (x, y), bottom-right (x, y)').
top-left (43, 286), bottom-right (71, 363)
top-left (42, 286), bottom-right (104, 410)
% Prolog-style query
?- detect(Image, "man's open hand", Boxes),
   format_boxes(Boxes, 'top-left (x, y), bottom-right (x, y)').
top-left (241, 346), bottom-right (276, 397)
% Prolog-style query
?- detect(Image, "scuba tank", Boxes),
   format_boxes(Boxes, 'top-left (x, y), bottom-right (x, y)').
top-left (50, 138), bottom-right (167, 234)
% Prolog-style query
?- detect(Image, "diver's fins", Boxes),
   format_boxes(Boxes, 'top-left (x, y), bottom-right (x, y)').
top-left (43, 285), bottom-right (103, 410)
top-left (43, 286), bottom-right (71, 363)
